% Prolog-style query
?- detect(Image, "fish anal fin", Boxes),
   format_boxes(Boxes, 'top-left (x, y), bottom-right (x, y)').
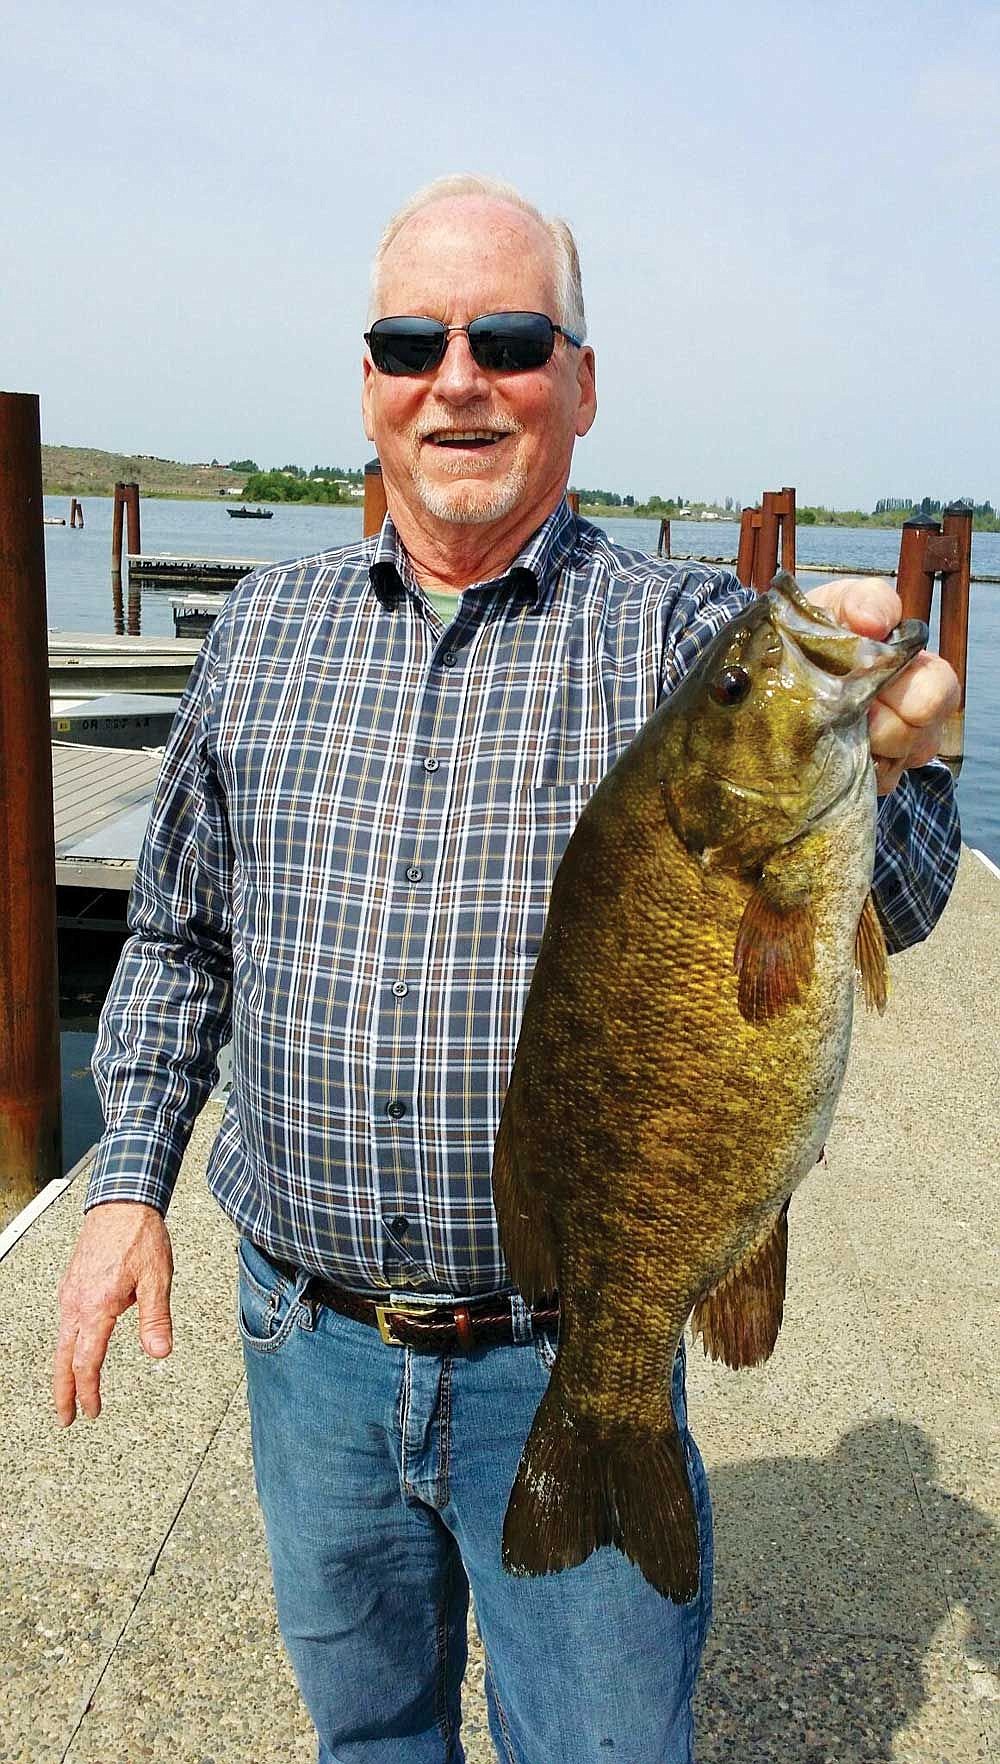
top-left (503, 1387), bottom-right (700, 1604)
top-left (691, 1203), bottom-right (789, 1369)
top-left (734, 883), bottom-right (815, 1025)
top-left (856, 891), bottom-right (890, 1014)
top-left (491, 1089), bottom-right (558, 1305)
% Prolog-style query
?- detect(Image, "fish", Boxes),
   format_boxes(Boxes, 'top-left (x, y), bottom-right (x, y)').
top-left (492, 570), bottom-right (927, 1603)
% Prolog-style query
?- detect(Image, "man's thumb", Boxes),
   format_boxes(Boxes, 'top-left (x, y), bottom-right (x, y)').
top-left (137, 1283), bottom-right (173, 1358)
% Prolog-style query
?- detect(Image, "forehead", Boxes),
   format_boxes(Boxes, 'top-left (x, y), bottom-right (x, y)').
top-left (376, 197), bottom-right (559, 319)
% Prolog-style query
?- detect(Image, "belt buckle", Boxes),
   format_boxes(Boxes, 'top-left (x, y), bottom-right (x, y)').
top-left (374, 1301), bottom-right (432, 1346)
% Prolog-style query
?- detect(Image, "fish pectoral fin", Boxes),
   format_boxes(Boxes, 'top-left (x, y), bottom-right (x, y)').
top-left (691, 1202), bottom-right (789, 1368)
top-left (503, 1386), bottom-right (700, 1604)
top-left (855, 891), bottom-right (890, 1014)
top-left (734, 873), bottom-right (815, 1024)
top-left (491, 1088), bottom-right (559, 1304)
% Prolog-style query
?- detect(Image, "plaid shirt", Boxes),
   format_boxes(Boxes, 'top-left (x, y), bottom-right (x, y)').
top-left (87, 503), bottom-right (960, 1296)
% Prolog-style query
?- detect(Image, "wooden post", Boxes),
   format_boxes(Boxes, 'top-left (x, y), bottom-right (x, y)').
top-left (69, 498), bottom-right (84, 529)
top-left (0, 392), bottom-right (62, 1226)
top-left (364, 458), bottom-right (387, 537)
top-left (657, 518), bottom-right (671, 558)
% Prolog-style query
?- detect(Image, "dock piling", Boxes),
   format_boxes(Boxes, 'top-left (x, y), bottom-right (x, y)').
top-left (737, 488), bottom-right (796, 589)
top-left (363, 459), bottom-right (387, 537)
top-left (0, 392), bottom-right (63, 1226)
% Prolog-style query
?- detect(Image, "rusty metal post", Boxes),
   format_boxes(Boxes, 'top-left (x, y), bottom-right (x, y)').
top-left (780, 486), bottom-right (796, 575)
top-left (364, 458), bottom-right (387, 537)
top-left (0, 393), bottom-right (62, 1225)
top-left (754, 491), bottom-right (781, 591)
top-left (737, 507), bottom-right (758, 587)
top-left (896, 513), bottom-right (937, 626)
top-left (567, 491), bottom-right (580, 516)
top-left (111, 481), bottom-right (126, 572)
top-left (657, 518), bottom-right (671, 558)
top-left (124, 481), bottom-right (141, 557)
top-left (937, 504), bottom-right (972, 775)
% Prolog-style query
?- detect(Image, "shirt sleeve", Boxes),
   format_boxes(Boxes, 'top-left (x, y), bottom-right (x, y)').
top-left (85, 625), bottom-right (234, 1215)
top-left (658, 567), bottom-right (962, 954)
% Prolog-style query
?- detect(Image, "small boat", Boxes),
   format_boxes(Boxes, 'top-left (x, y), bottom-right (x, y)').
top-left (228, 505), bottom-right (273, 519)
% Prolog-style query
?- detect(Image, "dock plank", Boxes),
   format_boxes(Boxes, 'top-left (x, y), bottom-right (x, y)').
top-left (52, 742), bottom-right (163, 888)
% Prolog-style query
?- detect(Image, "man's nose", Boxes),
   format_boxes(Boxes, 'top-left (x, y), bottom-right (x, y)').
top-left (432, 332), bottom-right (492, 400)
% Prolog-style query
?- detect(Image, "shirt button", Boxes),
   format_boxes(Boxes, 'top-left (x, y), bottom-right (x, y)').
top-left (405, 865), bottom-right (423, 883)
top-left (385, 1099), bottom-right (406, 1119)
top-left (422, 757), bottom-right (440, 773)
top-left (442, 650), bottom-right (457, 667)
top-left (391, 980), bottom-right (409, 998)
top-left (390, 1214), bottom-right (409, 1236)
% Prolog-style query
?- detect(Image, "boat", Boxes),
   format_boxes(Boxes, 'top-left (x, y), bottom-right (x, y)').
top-left (227, 505), bottom-right (273, 519)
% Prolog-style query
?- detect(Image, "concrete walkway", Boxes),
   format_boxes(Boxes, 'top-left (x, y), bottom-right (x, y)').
top-left (1, 849), bottom-right (997, 1763)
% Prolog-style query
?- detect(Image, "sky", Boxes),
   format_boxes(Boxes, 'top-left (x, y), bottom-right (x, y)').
top-left (4, 0), bottom-right (998, 509)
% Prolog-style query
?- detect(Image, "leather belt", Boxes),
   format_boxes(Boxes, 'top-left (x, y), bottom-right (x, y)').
top-left (259, 1246), bottom-right (559, 1351)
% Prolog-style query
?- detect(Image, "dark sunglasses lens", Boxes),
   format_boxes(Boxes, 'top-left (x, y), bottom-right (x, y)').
top-left (468, 313), bottom-right (555, 371)
top-left (369, 320), bottom-right (446, 375)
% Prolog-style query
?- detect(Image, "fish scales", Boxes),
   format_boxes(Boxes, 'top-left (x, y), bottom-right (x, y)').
top-left (493, 571), bottom-right (927, 1602)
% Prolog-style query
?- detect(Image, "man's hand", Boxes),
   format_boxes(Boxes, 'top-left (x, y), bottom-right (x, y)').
top-left (806, 577), bottom-right (961, 795)
top-left (53, 1201), bottom-right (173, 1426)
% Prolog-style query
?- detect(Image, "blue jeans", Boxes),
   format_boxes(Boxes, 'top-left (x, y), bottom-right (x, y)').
top-left (238, 1237), bottom-right (714, 1764)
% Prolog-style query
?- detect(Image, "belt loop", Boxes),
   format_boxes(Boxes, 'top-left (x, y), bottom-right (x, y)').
top-left (510, 1293), bottom-right (533, 1345)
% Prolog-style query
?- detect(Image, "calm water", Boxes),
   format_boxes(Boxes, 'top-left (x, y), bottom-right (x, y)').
top-left (43, 495), bottom-right (1000, 866)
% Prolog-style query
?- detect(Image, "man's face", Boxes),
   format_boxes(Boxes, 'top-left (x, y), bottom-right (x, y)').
top-left (362, 198), bottom-right (596, 542)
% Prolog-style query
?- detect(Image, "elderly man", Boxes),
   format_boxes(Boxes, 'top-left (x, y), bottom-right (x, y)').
top-left (55, 176), bottom-right (960, 1763)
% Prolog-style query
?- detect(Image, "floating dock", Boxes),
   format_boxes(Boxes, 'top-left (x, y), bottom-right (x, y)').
top-left (49, 632), bottom-right (201, 696)
top-left (127, 553), bottom-right (261, 590)
top-left (52, 740), bottom-right (162, 888)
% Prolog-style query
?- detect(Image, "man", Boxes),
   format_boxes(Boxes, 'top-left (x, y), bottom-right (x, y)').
top-left (54, 176), bottom-right (961, 1763)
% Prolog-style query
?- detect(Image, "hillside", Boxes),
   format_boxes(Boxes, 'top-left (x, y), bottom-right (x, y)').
top-left (41, 446), bottom-right (247, 498)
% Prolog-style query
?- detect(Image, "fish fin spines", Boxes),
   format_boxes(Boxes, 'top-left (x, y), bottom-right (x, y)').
top-left (691, 1203), bottom-right (789, 1368)
top-left (491, 1089), bottom-right (559, 1304)
top-left (855, 892), bottom-right (890, 1014)
top-left (503, 1388), bottom-right (700, 1604)
top-left (734, 888), bottom-right (815, 1024)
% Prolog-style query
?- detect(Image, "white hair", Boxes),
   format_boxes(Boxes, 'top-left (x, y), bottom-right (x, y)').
top-left (368, 174), bottom-right (587, 339)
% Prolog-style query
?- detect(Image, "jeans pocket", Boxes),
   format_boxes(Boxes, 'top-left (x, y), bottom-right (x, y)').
top-left (237, 1238), bottom-right (304, 1355)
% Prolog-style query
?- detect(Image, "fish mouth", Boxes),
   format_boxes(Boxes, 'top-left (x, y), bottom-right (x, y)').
top-left (768, 570), bottom-right (928, 714)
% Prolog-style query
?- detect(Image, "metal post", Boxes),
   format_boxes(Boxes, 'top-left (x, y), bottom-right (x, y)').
top-left (124, 481), bottom-right (141, 557)
top-left (364, 458), bottom-right (387, 537)
top-left (754, 491), bottom-right (780, 591)
top-left (737, 507), bottom-right (758, 587)
top-left (567, 492), bottom-right (580, 516)
top-left (657, 518), bottom-right (671, 558)
top-left (896, 513), bottom-right (937, 625)
top-left (937, 504), bottom-right (972, 775)
top-left (0, 392), bottom-right (62, 1226)
top-left (111, 481), bottom-right (126, 572)
top-left (780, 486), bottom-right (796, 575)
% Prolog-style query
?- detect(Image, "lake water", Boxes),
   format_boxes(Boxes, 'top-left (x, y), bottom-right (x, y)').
top-left (42, 494), bottom-right (1000, 868)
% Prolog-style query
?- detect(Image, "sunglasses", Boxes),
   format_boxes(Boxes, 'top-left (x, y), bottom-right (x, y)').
top-left (364, 311), bottom-right (583, 376)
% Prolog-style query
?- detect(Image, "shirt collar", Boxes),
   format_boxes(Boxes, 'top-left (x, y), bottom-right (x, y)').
top-left (367, 498), bottom-right (578, 612)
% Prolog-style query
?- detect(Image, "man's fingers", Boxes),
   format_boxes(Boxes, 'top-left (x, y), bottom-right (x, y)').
top-left (69, 1310), bottom-right (117, 1421)
top-left (137, 1270), bottom-right (174, 1359)
top-left (53, 1324), bottom-right (81, 1427)
top-left (807, 576), bottom-right (901, 638)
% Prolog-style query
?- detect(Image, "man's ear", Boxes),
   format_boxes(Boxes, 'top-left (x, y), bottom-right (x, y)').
top-left (575, 347), bottom-right (597, 439)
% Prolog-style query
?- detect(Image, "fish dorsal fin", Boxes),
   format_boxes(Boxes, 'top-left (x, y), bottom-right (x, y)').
top-left (856, 891), bottom-right (890, 1014)
top-left (734, 876), bottom-right (815, 1024)
top-left (691, 1203), bottom-right (789, 1369)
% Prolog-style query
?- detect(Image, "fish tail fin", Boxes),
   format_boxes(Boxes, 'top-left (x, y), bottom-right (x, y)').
top-left (502, 1379), bottom-right (700, 1603)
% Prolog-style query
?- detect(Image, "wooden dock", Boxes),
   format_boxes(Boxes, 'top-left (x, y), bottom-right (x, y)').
top-left (52, 741), bottom-right (162, 889)
top-left (49, 632), bottom-right (201, 696)
top-left (127, 553), bottom-right (261, 589)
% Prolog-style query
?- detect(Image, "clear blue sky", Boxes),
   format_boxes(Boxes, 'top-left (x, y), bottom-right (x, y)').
top-left (5, 0), bottom-right (997, 508)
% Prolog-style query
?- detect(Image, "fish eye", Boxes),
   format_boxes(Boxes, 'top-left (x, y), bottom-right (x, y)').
top-left (709, 665), bottom-right (752, 707)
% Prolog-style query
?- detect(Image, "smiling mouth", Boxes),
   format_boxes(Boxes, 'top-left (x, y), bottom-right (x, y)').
top-left (423, 430), bottom-right (513, 451)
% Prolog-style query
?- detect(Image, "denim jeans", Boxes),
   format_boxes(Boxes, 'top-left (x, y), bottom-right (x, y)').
top-left (238, 1236), bottom-right (714, 1764)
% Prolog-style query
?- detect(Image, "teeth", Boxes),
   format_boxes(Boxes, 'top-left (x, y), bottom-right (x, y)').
top-left (431, 430), bottom-right (503, 443)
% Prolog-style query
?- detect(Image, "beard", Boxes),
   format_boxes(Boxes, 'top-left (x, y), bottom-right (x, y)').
top-left (412, 461), bottom-right (529, 525)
